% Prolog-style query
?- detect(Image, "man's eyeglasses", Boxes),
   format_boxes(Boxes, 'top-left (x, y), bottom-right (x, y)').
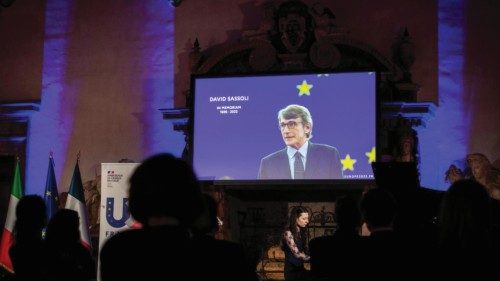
top-left (279, 121), bottom-right (302, 130)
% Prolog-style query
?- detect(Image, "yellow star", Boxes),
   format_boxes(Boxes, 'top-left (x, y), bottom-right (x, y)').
top-left (341, 154), bottom-right (357, 171)
top-left (45, 191), bottom-right (52, 197)
top-left (296, 80), bottom-right (313, 96)
top-left (365, 147), bottom-right (376, 164)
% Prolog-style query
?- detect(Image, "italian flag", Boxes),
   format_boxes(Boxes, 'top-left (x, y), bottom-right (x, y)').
top-left (65, 160), bottom-right (91, 249)
top-left (0, 160), bottom-right (23, 272)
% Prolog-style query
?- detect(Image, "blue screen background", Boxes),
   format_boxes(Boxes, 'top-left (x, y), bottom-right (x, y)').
top-left (192, 72), bottom-right (376, 180)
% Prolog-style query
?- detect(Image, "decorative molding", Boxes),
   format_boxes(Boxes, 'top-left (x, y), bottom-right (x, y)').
top-left (191, 1), bottom-right (403, 81)
top-left (0, 102), bottom-right (40, 119)
top-left (382, 102), bottom-right (436, 128)
top-left (0, 102), bottom-right (39, 178)
top-left (159, 107), bottom-right (189, 133)
top-left (0, 102), bottom-right (40, 140)
top-left (168, 0), bottom-right (182, 8)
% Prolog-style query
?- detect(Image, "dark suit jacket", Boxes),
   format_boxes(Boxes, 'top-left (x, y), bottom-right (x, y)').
top-left (258, 142), bottom-right (342, 179)
top-left (309, 232), bottom-right (367, 281)
top-left (192, 234), bottom-right (258, 281)
top-left (100, 226), bottom-right (258, 281)
top-left (100, 226), bottom-right (193, 281)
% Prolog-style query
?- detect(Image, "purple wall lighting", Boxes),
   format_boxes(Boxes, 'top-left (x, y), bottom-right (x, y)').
top-left (26, 0), bottom-right (76, 195)
top-left (419, 0), bottom-right (468, 190)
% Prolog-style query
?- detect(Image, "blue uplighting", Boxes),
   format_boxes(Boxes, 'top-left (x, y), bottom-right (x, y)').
top-left (419, 0), bottom-right (469, 190)
top-left (25, 0), bottom-right (75, 195)
top-left (26, 1), bottom-right (183, 194)
top-left (140, 2), bottom-right (184, 157)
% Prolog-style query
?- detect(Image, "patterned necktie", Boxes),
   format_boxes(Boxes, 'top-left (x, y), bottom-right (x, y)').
top-left (294, 152), bottom-right (305, 179)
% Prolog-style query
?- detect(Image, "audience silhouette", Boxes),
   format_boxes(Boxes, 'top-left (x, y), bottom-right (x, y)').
top-left (438, 179), bottom-right (492, 250)
top-left (191, 193), bottom-right (220, 238)
top-left (100, 153), bottom-right (206, 280)
top-left (360, 188), bottom-right (398, 245)
top-left (99, 153), bottom-right (256, 281)
top-left (9, 195), bottom-right (48, 281)
top-left (359, 188), bottom-right (405, 278)
top-left (8, 156), bottom-right (500, 280)
top-left (191, 193), bottom-right (258, 281)
top-left (309, 195), bottom-right (364, 281)
top-left (45, 209), bottom-right (95, 281)
top-left (435, 179), bottom-right (500, 275)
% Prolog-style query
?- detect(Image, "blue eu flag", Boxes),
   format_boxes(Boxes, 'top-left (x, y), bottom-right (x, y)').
top-left (43, 155), bottom-right (59, 221)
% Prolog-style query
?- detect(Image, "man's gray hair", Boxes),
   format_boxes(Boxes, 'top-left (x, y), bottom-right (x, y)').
top-left (277, 104), bottom-right (313, 139)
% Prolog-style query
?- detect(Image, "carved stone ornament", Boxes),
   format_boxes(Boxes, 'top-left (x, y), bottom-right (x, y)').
top-left (169, 0), bottom-right (435, 177)
top-left (249, 41), bottom-right (277, 71)
top-left (279, 12), bottom-right (306, 53)
top-left (309, 40), bottom-right (341, 69)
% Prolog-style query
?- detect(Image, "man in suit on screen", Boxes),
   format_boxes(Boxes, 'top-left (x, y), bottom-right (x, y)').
top-left (258, 104), bottom-right (343, 180)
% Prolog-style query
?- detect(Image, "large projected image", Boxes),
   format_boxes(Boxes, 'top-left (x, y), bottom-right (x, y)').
top-left (192, 72), bottom-right (376, 183)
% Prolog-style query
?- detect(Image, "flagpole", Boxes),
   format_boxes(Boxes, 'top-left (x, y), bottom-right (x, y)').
top-left (65, 152), bottom-right (92, 249)
top-left (44, 151), bottom-right (60, 223)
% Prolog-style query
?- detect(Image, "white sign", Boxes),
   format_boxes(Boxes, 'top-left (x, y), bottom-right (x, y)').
top-left (98, 163), bottom-right (139, 280)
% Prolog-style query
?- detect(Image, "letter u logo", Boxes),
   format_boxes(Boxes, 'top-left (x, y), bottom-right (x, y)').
top-left (106, 198), bottom-right (130, 228)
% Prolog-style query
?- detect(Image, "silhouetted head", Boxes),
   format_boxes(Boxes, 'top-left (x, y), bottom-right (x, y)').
top-left (45, 209), bottom-right (80, 246)
top-left (14, 195), bottom-right (46, 242)
top-left (360, 188), bottom-right (397, 231)
top-left (334, 195), bottom-right (361, 230)
top-left (128, 153), bottom-right (204, 227)
top-left (192, 193), bottom-right (219, 236)
top-left (438, 179), bottom-right (491, 249)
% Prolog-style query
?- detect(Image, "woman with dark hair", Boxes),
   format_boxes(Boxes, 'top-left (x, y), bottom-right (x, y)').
top-left (282, 206), bottom-right (310, 281)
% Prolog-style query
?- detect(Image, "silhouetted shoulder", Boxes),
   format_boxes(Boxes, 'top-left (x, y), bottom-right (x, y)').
top-left (192, 235), bottom-right (258, 281)
top-left (101, 227), bottom-right (193, 281)
top-left (309, 235), bottom-right (331, 247)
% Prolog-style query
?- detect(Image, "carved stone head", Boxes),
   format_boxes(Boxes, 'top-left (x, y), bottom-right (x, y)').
top-left (275, 1), bottom-right (313, 54)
